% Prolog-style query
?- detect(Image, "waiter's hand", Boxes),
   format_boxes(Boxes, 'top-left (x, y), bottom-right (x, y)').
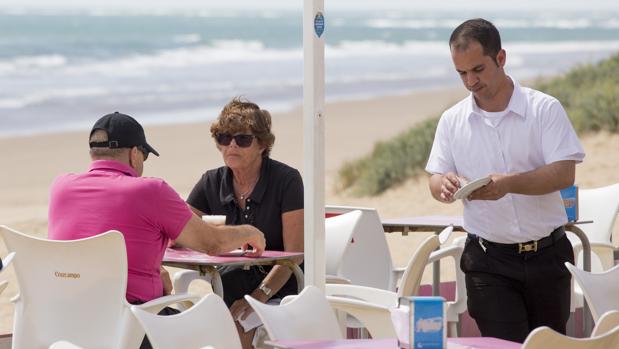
top-left (439, 172), bottom-right (461, 203)
top-left (468, 173), bottom-right (509, 201)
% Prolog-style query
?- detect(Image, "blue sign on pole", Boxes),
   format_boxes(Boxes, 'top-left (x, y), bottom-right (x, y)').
top-left (314, 12), bottom-right (325, 38)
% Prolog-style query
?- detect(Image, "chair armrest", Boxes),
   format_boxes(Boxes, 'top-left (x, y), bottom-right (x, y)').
top-left (0, 281), bottom-right (8, 295)
top-left (571, 241), bottom-right (616, 270)
top-left (392, 267), bottom-right (405, 283)
top-left (327, 296), bottom-right (397, 339)
top-left (173, 270), bottom-right (214, 294)
top-left (1, 252), bottom-right (15, 271)
top-left (133, 293), bottom-right (201, 314)
top-left (326, 284), bottom-right (397, 307)
top-left (326, 274), bottom-right (352, 284)
top-left (49, 340), bottom-right (84, 349)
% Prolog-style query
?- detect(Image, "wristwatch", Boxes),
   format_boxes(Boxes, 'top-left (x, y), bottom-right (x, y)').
top-left (258, 283), bottom-right (272, 297)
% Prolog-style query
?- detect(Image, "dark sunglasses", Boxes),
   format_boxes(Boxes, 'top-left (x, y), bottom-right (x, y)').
top-left (136, 145), bottom-right (149, 160)
top-left (215, 133), bottom-right (255, 148)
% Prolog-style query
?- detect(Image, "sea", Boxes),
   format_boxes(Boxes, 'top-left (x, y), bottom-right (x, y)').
top-left (1, 7), bottom-right (619, 137)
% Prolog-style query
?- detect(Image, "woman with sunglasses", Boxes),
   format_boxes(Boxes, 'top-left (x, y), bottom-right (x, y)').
top-left (186, 97), bottom-right (304, 349)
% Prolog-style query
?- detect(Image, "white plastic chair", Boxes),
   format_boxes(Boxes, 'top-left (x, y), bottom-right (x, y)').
top-left (172, 270), bottom-right (219, 308)
top-left (175, 206), bottom-right (398, 296)
top-left (0, 252), bottom-right (15, 295)
top-left (522, 324), bottom-right (619, 349)
top-left (48, 341), bottom-right (84, 349)
top-left (325, 206), bottom-right (399, 290)
top-left (565, 262), bottom-right (619, 322)
top-left (326, 231), bottom-right (466, 337)
top-left (131, 294), bottom-right (242, 349)
top-left (0, 225), bottom-right (199, 349)
top-left (245, 285), bottom-right (344, 341)
top-left (566, 183), bottom-right (619, 313)
top-left (591, 310), bottom-right (619, 337)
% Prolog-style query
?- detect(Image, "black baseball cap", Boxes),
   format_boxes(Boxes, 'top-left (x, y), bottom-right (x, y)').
top-left (89, 112), bottom-right (159, 157)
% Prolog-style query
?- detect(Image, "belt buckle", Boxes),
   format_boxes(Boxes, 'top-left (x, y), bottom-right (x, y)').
top-left (518, 241), bottom-right (538, 253)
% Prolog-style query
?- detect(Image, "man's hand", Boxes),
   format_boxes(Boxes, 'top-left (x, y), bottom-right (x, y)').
top-left (435, 173), bottom-right (461, 203)
top-left (160, 266), bottom-right (173, 295)
top-left (468, 173), bottom-right (510, 201)
top-left (240, 225), bottom-right (266, 257)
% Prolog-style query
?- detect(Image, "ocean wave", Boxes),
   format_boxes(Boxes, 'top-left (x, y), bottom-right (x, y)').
top-left (0, 54), bottom-right (67, 75)
top-left (505, 41), bottom-right (619, 54)
top-left (0, 87), bottom-right (109, 109)
top-left (366, 18), bottom-right (619, 30)
top-left (3, 39), bottom-right (619, 81)
top-left (173, 34), bottom-right (202, 44)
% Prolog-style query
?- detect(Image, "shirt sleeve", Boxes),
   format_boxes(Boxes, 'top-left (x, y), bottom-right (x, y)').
top-left (425, 114), bottom-right (457, 175)
top-left (541, 99), bottom-right (585, 164)
top-left (186, 173), bottom-right (210, 214)
top-left (156, 181), bottom-right (193, 240)
top-left (280, 168), bottom-right (304, 213)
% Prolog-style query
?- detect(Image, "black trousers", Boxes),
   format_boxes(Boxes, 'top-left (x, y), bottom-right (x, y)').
top-left (460, 229), bottom-right (574, 343)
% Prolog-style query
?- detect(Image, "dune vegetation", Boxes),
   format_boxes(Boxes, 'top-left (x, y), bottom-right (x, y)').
top-left (337, 53), bottom-right (619, 196)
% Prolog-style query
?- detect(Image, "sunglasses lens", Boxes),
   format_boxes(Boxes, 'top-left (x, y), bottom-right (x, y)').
top-left (235, 135), bottom-right (254, 147)
top-left (138, 146), bottom-right (148, 160)
top-left (216, 134), bottom-right (233, 146)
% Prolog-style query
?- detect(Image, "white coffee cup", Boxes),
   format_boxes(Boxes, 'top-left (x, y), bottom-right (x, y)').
top-left (202, 215), bottom-right (226, 226)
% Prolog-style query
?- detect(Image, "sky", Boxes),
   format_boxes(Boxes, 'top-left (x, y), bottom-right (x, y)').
top-left (2, 0), bottom-right (619, 11)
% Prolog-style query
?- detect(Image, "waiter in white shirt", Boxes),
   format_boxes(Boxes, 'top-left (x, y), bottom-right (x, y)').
top-left (426, 18), bottom-right (585, 343)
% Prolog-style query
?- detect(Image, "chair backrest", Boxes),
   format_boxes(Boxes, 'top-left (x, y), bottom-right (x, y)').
top-left (523, 325), bottom-right (619, 349)
top-left (592, 310), bottom-right (619, 337)
top-left (131, 294), bottom-right (242, 349)
top-left (245, 285), bottom-right (343, 341)
top-left (0, 225), bottom-right (130, 349)
top-left (578, 183), bottom-right (619, 243)
top-left (565, 262), bottom-right (619, 321)
top-left (325, 206), bottom-right (394, 290)
top-left (397, 234), bottom-right (441, 298)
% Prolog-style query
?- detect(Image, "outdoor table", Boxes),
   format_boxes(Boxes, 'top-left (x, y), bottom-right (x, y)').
top-left (266, 337), bottom-right (521, 349)
top-left (382, 216), bottom-right (594, 335)
top-left (163, 248), bottom-right (304, 297)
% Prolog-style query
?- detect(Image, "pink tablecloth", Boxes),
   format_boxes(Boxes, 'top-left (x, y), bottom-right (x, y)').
top-left (267, 337), bottom-right (521, 349)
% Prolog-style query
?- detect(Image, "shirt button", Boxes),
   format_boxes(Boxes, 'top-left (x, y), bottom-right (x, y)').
top-left (246, 206), bottom-right (251, 210)
top-left (245, 215), bottom-right (248, 218)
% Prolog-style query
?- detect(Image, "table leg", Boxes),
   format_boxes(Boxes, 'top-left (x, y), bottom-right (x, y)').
top-left (432, 259), bottom-right (440, 297)
top-left (277, 260), bottom-right (305, 292)
top-left (201, 265), bottom-right (224, 297)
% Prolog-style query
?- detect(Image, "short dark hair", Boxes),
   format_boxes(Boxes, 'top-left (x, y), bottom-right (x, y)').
top-left (449, 18), bottom-right (502, 64)
top-left (210, 97), bottom-right (275, 157)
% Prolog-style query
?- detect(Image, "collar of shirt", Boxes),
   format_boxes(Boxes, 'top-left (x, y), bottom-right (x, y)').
top-left (219, 157), bottom-right (269, 205)
top-left (465, 76), bottom-right (527, 121)
top-left (88, 160), bottom-right (138, 177)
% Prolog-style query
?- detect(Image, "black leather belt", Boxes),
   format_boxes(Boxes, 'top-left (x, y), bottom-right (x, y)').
top-left (469, 226), bottom-right (565, 254)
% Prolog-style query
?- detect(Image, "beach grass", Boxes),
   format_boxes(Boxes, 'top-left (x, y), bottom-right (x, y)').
top-left (338, 52), bottom-right (619, 196)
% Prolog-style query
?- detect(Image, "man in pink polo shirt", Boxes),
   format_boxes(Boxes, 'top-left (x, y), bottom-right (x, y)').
top-left (48, 112), bottom-right (266, 305)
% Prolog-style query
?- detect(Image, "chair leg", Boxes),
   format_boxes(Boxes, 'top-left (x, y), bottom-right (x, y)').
top-left (447, 322), bottom-right (458, 337)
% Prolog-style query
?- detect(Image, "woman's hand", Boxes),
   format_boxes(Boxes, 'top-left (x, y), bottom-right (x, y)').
top-left (230, 298), bottom-right (255, 321)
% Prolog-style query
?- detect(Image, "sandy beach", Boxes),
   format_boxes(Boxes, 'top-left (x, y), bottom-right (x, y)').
top-left (1, 85), bottom-right (618, 334)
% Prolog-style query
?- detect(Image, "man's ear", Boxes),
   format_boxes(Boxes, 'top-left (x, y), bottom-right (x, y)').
top-left (496, 49), bottom-right (506, 68)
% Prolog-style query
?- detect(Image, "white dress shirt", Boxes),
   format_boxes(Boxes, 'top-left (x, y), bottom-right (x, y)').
top-left (426, 78), bottom-right (585, 243)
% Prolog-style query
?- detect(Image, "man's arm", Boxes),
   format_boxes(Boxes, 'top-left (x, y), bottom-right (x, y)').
top-left (468, 160), bottom-right (576, 201)
top-left (429, 172), bottom-right (461, 203)
top-left (174, 214), bottom-right (266, 256)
